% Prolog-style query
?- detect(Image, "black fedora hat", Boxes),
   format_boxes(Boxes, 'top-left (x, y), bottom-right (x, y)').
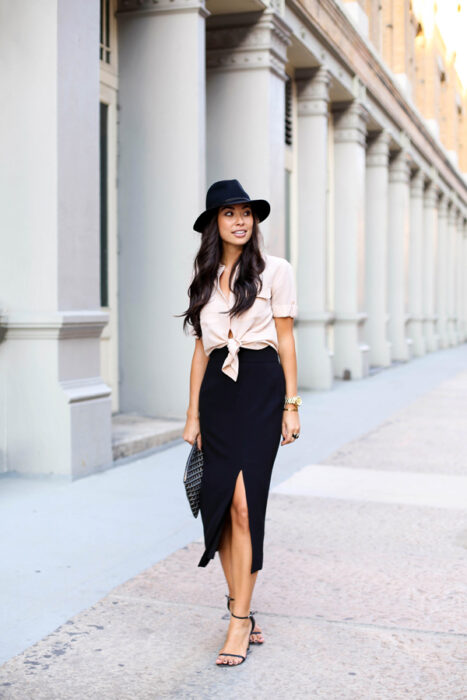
top-left (193, 179), bottom-right (270, 232)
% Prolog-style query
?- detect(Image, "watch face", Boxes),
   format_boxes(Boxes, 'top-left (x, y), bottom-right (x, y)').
top-left (296, 397), bottom-right (302, 405)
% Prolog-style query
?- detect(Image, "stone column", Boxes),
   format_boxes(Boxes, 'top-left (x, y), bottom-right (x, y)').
top-left (295, 67), bottom-right (333, 389)
top-left (364, 131), bottom-right (391, 367)
top-left (407, 170), bottom-right (426, 356)
top-left (387, 150), bottom-right (411, 361)
top-left (446, 203), bottom-right (459, 346)
top-left (462, 220), bottom-right (467, 342)
top-left (116, 0), bottom-right (208, 419)
top-left (332, 101), bottom-right (369, 380)
top-left (0, 2), bottom-right (111, 478)
top-left (435, 194), bottom-right (449, 348)
top-left (455, 212), bottom-right (464, 343)
top-left (422, 182), bottom-right (440, 351)
top-left (206, 10), bottom-right (291, 253)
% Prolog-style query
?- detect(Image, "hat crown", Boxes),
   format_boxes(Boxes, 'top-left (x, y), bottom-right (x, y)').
top-left (205, 179), bottom-right (251, 210)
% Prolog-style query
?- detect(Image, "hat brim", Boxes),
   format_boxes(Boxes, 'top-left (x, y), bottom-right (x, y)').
top-left (193, 199), bottom-right (270, 233)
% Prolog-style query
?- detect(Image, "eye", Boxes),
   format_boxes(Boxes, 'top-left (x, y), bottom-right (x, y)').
top-left (243, 209), bottom-right (252, 216)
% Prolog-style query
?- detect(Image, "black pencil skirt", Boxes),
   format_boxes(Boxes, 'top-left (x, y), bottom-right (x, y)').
top-left (197, 345), bottom-right (286, 574)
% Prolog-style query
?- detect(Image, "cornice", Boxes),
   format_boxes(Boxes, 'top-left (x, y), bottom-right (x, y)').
top-left (332, 100), bottom-right (368, 146)
top-left (410, 169), bottom-right (425, 199)
top-left (296, 67), bottom-right (330, 117)
top-left (117, 0), bottom-right (209, 17)
top-left (289, 0), bottom-right (467, 204)
top-left (3, 310), bottom-right (110, 341)
top-left (389, 150), bottom-right (411, 184)
top-left (366, 130), bottom-right (390, 167)
top-left (424, 181), bottom-right (439, 209)
top-left (206, 10), bottom-right (291, 80)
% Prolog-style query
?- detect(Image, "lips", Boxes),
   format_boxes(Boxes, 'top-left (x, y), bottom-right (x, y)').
top-left (233, 230), bottom-right (247, 237)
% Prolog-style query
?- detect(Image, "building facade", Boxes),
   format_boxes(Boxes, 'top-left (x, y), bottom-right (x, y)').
top-left (0, 0), bottom-right (466, 478)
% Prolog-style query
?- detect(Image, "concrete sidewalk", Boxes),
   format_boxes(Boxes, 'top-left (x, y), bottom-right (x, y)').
top-left (1, 346), bottom-right (467, 698)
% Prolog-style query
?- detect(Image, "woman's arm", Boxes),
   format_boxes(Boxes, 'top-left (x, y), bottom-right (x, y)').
top-left (183, 338), bottom-right (209, 449)
top-left (274, 317), bottom-right (300, 446)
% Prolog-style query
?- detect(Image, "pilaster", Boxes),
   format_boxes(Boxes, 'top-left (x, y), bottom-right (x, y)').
top-left (116, 0), bottom-right (208, 419)
top-left (407, 170), bottom-right (426, 356)
top-left (462, 220), bottom-right (467, 342)
top-left (455, 211), bottom-right (465, 343)
top-left (364, 130), bottom-right (391, 367)
top-left (435, 194), bottom-right (449, 348)
top-left (295, 67), bottom-right (333, 389)
top-left (332, 101), bottom-right (370, 380)
top-left (0, 2), bottom-right (112, 477)
top-left (206, 10), bottom-right (292, 252)
top-left (446, 203), bottom-right (460, 346)
top-left (387, 150), bottom-right (412, 361)
top-left (422, 181), bottom-right (440, 352)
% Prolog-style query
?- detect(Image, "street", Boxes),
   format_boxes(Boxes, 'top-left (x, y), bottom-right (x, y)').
top-left (1, 345), bottom-right (466, 699)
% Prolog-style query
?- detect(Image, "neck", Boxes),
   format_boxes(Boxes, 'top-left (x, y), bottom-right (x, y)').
top-left (220, 244), bottom-right (243, 268)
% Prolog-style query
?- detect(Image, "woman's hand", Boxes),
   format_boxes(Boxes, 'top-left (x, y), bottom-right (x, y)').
top-left (281, 410), bottom-right (300, 446)
top-left (183, 416), bottom-right (202, 450)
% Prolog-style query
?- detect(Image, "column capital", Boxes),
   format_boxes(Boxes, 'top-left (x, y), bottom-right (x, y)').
top-left (206, 10), bottom-right (291, 81)
top-left (437, 193), bottom-right (449, 218)
top-left (366, 130), bottom-right (390, 167)
top-left (448, 201), bottom-right (460, 224)
top-left (333, 100), bottom-right (368, 146)
top-left (424, 181), bottom-right (439, 208)
top-left (117, 0), bottom-right (209, 18)
top-left (296, 67), bottom-right (330, 117)
top-left (389, 150), bottom-right (411, 184)
top-left (410, 169), bottom-right (425, 198)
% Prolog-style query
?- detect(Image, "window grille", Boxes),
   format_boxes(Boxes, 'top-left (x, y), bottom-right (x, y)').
top-left (100, 0), bottom-right (111, 64)
top-left (285, 77), bottom-right (293, 147)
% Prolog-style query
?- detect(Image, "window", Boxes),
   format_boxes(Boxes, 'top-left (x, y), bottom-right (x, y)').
top-left (285, 76), bottom-right (293, 147)
top-left (100, 102), bottom-right (109, 307)
top-left (100, 0), bottom-right (111, 64)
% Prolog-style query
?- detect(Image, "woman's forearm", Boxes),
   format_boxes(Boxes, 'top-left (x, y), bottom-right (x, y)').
top-left (277, 332), bottom-right (297, 397)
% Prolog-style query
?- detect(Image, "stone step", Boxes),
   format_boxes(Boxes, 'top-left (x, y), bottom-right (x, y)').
top-left (112, 412), bottom-right (185, 461)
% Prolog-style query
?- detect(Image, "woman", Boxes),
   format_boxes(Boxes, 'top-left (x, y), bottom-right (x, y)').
top-left (181, 179), bottom-right (301, 667)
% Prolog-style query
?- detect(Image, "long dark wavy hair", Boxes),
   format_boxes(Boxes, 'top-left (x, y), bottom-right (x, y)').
top-left (179, 211), bottom-right (266, 339)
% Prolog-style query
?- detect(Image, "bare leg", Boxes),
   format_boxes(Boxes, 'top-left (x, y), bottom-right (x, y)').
top-left (219, 507), bottom-right (264, 644)
top-left (218, 515), bottom-right (234, 599)
top-left (216, 471), bottom-right (262, 665)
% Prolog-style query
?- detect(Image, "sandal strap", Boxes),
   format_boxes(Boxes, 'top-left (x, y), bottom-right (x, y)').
top-left (218, 653), bottom-right (246, 660)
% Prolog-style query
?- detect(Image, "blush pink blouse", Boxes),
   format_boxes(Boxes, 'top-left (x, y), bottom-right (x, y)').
top-left (190, 254), bottom-right (298, 381)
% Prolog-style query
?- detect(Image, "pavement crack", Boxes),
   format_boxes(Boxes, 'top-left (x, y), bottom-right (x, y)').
top-left (106, 594), bottom-right (466, 639)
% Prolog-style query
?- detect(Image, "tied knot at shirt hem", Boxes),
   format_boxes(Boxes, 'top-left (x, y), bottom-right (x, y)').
top-left (221, 336), bottom-right (241, 381)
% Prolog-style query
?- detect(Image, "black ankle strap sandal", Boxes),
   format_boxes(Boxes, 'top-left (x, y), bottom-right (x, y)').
top-left (217, 612), bottom-right (256, 667)
top-left (226, 594), bottom-right (263, 644)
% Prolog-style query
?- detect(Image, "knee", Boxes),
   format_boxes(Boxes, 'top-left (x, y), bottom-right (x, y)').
top-left (230, 501), bottom-right (250, 533)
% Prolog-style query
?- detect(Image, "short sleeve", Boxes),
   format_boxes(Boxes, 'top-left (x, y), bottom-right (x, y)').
top-left (271, 258), bottom-right (298, 318)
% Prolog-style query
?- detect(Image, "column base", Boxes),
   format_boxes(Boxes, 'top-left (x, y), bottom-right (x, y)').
top-left (333, 314), bottom-right (370, 380)
top-left (407, 319), bottom-right (426, 357)
top-left (436, 320), bottom-right (450, 349)
top-left (368, 341), bottom-right (392, 368)
top-left (447, 321), bottom-right (459, 346)
top-left (2, 310), bottom-right (112, 479)
top-left (296, 315), bottom-right (333, 390)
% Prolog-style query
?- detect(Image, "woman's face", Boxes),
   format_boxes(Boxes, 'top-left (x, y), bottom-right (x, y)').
top-left (217, 203), bottom-right (254, 248)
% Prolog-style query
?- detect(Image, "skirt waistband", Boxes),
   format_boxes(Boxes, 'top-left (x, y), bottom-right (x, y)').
top-left (208, 345), bottom-right (279, 365)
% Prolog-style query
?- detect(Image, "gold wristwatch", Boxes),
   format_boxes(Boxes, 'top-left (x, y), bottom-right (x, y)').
top-left (284, 395), bottom-right (302, 407)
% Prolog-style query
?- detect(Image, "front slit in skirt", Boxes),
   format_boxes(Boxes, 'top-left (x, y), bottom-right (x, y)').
top-left (197, 345), bottom-right (286, 574)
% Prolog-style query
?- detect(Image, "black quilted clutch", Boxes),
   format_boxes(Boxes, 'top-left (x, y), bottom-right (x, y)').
top-left (183, 441), bottom-right (204, 518)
